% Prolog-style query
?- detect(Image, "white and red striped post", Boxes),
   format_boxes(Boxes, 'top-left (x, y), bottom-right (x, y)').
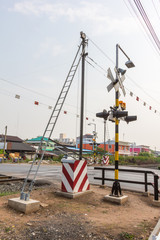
top-left (61, 158), bottom-right (90, 196)
top-left (101, 155), bottom-right (109, 165)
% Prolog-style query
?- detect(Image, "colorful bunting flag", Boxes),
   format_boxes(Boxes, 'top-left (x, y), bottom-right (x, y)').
top-left (15, 94), bottom-right (20, 99)
top-left (34, 101), bottom-right (39, 105)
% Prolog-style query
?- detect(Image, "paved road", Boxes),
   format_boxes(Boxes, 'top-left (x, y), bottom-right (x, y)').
top-left (0, 163), bottom-right (160, 194)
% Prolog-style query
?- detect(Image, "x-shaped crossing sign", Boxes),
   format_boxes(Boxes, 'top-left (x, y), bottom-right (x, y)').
top-left (107, 68), bottom-right (126, 96)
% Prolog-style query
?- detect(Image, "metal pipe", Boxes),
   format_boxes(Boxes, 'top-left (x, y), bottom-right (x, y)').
top-left (79, 33), bottom-right (86, 160)
top-left (117, 44), bottom-right (130, 60)
top-left (3, 126), bottom-right (7, 163)
top-left (104, 120), bottom-right (106, 154)
top-left (154, 175), bottom-right (159, 201)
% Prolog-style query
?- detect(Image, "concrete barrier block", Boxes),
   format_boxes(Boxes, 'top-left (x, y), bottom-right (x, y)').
top-left (103, 195), bottom-right (128, 205)
top-left (8, 198), bottom-right (40, 214)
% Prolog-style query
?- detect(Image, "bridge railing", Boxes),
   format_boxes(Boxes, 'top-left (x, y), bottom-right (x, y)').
top-left (94, 167), bottom-right (159, 201)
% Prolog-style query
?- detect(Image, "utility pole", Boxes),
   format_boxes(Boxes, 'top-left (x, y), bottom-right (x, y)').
top-left (3, 126), bottom-right (7, 163)
top-left (79, 32), bottom-right (87, 160)
top-left (104, 120), bottom-right (106, 155)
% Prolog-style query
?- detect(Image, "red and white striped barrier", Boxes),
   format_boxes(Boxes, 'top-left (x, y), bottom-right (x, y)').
top-left (61, 158), bottom-right (90, 194)
top-left (101, 155), bottom-right (109, 165)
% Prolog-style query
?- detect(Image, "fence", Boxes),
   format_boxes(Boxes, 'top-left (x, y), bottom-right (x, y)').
top-left (94, 167), bottom-right (159, 201)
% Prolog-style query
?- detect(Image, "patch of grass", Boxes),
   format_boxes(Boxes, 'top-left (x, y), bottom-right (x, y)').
top-left (102, 210), bottom-right (108, 214)
top-left (0, 191), bottom-right (18, 197)
top-left (119, 232), bottom-right (135, 239)
top-left (5, 226), bottom-right (11, 233)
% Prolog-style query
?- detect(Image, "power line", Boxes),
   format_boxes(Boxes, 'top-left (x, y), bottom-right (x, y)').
top-left (123, 0), bottom-right (160, 57)
top-left (151, 0), bottom-right (160, 22)
top-left (87, 56), bottom-right (108, 74)
top-left (85, 55), bottom-right (160, 114)
top-left (0, 77), bottom-right (56, 101)
top-left (85, 59), bottom-right (107, 78)
top-left (86, 53), bottom-right (160, 108)
top-left (0, 76), bottom-right (82, 111)
top-left (129, 0), bottom-right (160, 53)
top-left (87, 36), bottom-right (115, 65)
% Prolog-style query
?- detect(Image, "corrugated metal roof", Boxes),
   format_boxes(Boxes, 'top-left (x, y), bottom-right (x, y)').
top-left (7, 142), bottom-right (36, 152)
top-left (0, 135), bottom-right (23, 143)
top-left (27, 136), bottom-right (49, 142)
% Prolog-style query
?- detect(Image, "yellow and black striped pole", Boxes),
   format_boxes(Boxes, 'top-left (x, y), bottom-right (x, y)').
top-left (115, 91), bottom-right (119, 182)
top-left (111, 44), bottom-right (122, 196)
top-left (111, 44), bottom-right (135, 196)
top-left (111, 91), bottom-right (122, 196)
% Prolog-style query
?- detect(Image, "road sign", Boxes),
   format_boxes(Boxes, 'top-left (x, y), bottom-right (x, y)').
top-left (107, 67), bottom-right (126, 96)
top-left (114, 67), bottom-right (126, 96)
top-left (107, 68), bottom-right (120, 92)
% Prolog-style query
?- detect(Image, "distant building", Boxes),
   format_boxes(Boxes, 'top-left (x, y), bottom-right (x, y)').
top-left (56, 133), bottom-right (76, 145)
top-left (76, 134), bottom-right (93, 150)
top-left (76, 136), bottom-right (131, 156)
top-left (26, 136), bottom-right (55, 151)
top-left (130, 144), bottom-right (151, 155)
top-left (98, 140), bottom-right (130, 155)
top-left (26, 136), bottom-right (59, 156)
top-left (98, 140), bottom-right (115, 154)
top-left (0, 134), bottom-right (35, 158)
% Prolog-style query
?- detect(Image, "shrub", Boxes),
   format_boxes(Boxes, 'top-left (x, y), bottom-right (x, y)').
top-left (52, 154), bottom-right (63, 162)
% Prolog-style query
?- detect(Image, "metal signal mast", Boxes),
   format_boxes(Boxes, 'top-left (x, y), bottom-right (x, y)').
top-left (20, 32), bottom-right (87, 201)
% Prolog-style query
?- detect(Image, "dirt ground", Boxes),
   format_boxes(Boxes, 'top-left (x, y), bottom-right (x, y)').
top-left (0, 182), bottom-right (159, 240)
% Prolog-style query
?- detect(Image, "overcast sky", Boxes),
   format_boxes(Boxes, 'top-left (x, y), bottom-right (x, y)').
top-left (1, 0), bottom-right (160, 150)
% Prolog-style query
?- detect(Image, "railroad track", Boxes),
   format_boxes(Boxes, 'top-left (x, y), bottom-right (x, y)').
top-left (0, 175), bottom-right (24, 184)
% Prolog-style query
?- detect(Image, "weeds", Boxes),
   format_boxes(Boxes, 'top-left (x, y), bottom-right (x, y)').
top-left (119, 232), bottom-right (135, 239)
top-left (0, 191), bottom-right (18, 197)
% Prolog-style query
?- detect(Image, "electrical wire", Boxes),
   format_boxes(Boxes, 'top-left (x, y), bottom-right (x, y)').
top-left (85, 55), bottom-right (160, 115)
top-left (0, 76), bottom-right (83, 111)
top-left (87, 34), bottom-right (160, 110)
top-left (0, 77), bottom-right (56, 101)
top-left (87, 36), bottom-right (115, 65)
top-left (85, 59), bottom-right (107, 78)
top-left (87, 56), bottom-right (108, 74)
top-left (86, 53), bottom-right (160, 108)
top-left (123, 0), bottom-right (160, 57)
top-left (151, 0), bottom-right (160, 22)
top-left (130, 0), bottom-right (160, 52)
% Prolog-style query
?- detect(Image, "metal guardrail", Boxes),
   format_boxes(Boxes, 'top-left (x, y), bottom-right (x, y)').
top-left (94, 167), bottom-right (159, 201)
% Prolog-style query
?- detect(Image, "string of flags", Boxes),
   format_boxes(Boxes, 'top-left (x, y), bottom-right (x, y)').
top-left (128, 89), bottom-right (160, 115)
top-left (15, 94), bottom-right (53, 109)
top-left (63, 109), bottom-right (95, 121)
top-left (14, 93), bottom-right (96, 120)
top-left (86, 56), bottom-right (160, 115)
top-left (9, 88), bottom-right (160, 118)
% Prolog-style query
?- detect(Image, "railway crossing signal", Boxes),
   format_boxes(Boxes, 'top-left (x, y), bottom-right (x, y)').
top-left (96, 109), bottom-right (109, 120)
top-left (124, 116), bottom-right (137, 123)
top-left (106, 44), bottom-right (136, 198)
